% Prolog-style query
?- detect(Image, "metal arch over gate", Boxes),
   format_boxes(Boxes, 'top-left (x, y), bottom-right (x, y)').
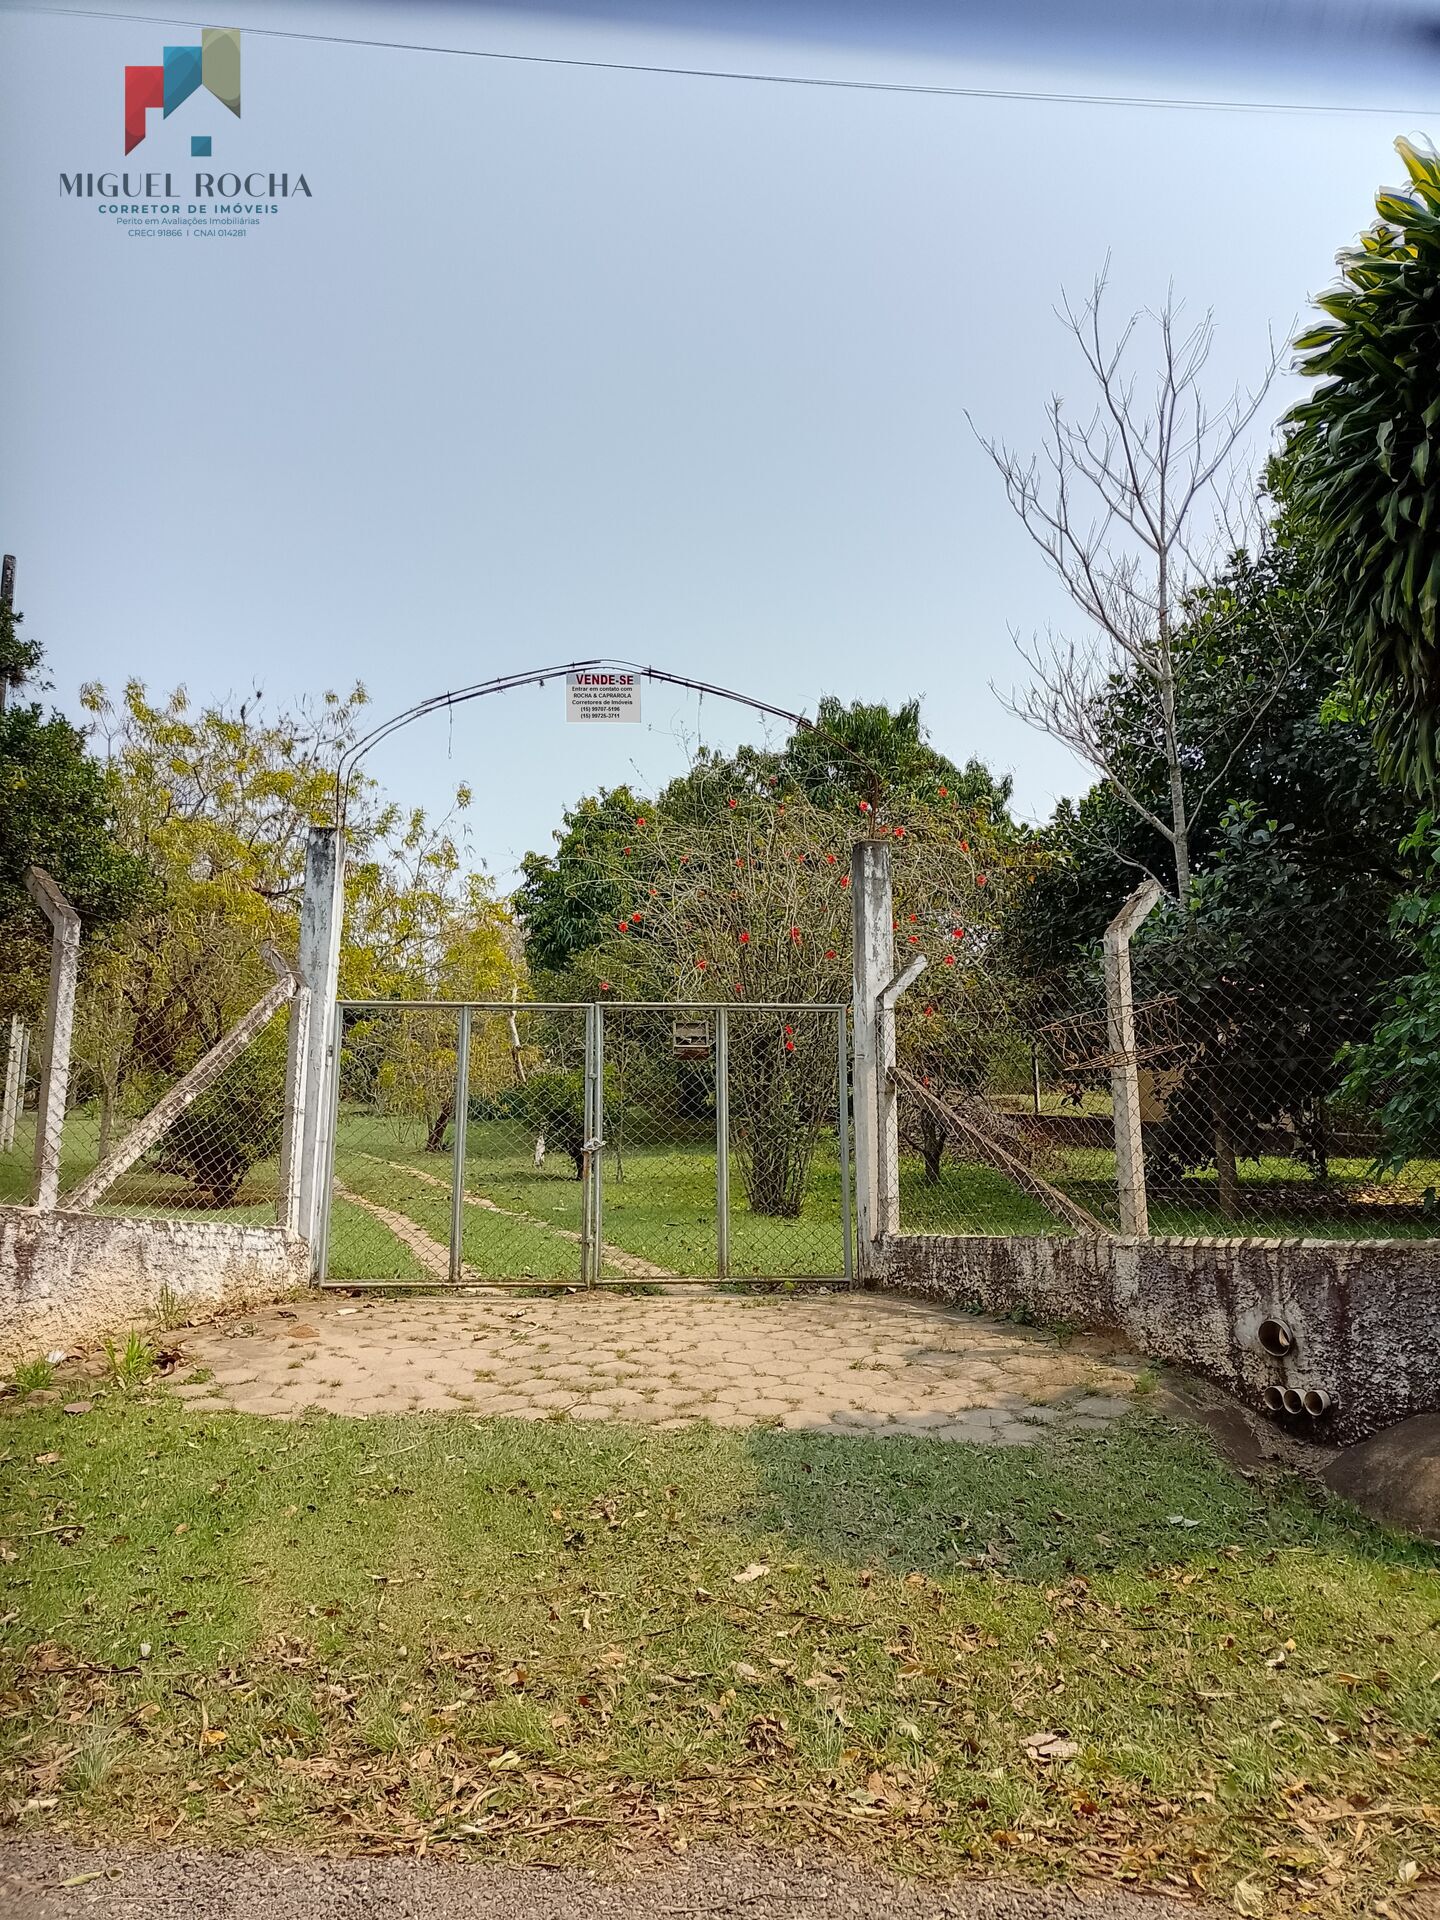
top-left (315, 999), bottom-right (854, 1289)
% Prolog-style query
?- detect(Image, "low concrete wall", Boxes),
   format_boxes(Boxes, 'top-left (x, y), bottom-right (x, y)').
top-left (877, 1231), bottom-right (1440, 1446)
top-left (0, 1205), bottom-right (309, 1361)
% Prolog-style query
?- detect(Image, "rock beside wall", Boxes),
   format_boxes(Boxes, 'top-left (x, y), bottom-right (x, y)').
top-left (0, 1205), bottom-right (309, 1362)
top-left (877, 1232), bottom-right (1440, 1446)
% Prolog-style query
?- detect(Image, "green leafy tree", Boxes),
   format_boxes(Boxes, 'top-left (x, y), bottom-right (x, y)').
top-left (782, 695), bottom-right (1010, 825)
top-left (155, 1036), bottom-right (286, 1207)
top-left (516, 786), bottom-right (644, 978)
top-left (1340, 815), bottom-right (1440, 1184)
top-left (1288, 137), bottom-right (1440, 796)
top-left (1003, 487), bottom-right (1414, 1205)
top-left (0, 594), bottom-right (42, 710)
top-left (1008, 485), bottom-right (1410, 974)
top-left (0, 627), bottom-right (146, 937)
top-left (80, 680), bottom-right (516, 1185)
top-left (527, 702), bottom-right (1026, 1213)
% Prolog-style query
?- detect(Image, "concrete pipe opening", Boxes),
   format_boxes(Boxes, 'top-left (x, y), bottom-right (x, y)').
top-left (1261, 1385), bottom-right (1286, 1414)
top-left (1281, 1387), bottom-right (1305, 1416)
top-left (1302, 1388), bottom-right (1332, 1417)
top-left (1257, 1319), bottom-right (1294, 1357)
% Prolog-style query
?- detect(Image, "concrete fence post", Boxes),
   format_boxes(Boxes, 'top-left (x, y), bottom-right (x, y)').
top-left (277, 981), bottom-right (311, 1235)
top-left (1, 1016), bottom-right (26, 1153)
top-left (295, 826), bottom-right (345, 1261)
top-left (874, 950), bottom-right (929, 1238)
top-left (1103, 879), bottom-right (1164, 1238)
top-left (24, 868), bottom-right (80, 1212)
top-left (850, 839), bottom-right (893, 1281)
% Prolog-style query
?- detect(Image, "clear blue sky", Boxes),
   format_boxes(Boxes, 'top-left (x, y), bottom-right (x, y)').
top-left (1, 1), bottom-right (1435, 884)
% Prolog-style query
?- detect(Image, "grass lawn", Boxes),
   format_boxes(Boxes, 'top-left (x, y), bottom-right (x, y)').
top-left (7, 1099), bottom-right (1435, 1268)
top-left (2, 1393), bottom-right (1437, 1911)
top-left (901, 1146), bottom-right (1440, 1243)
top-left (0, 1110), bottom-right (281, 1223)
top-left (329, 1113), bottom-right (846, 1281)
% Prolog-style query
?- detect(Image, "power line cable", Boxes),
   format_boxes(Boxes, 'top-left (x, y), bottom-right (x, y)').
top-left (5, 0), bottom-right (1440, 118)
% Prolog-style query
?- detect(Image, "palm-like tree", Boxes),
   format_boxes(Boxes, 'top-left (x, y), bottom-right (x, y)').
top-left (1288, 137), bottom-right (1440, 797)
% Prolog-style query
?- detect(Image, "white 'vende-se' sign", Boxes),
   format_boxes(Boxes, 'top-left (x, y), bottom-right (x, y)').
top-left (566, 671), bottom-right (641, 722)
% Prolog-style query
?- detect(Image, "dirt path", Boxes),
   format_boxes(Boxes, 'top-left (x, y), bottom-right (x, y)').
top-left (332, 1181), bottom-right (453, 1280)
top-left (0, 1839), bottom-right (1219, 1919)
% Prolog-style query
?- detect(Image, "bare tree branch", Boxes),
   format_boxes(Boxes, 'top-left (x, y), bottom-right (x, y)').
top-left (973, 274), bottom-right (1283, 904)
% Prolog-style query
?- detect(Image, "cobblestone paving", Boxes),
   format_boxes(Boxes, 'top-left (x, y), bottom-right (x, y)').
top-left (166, 1292), bottom-right (1144, 1441)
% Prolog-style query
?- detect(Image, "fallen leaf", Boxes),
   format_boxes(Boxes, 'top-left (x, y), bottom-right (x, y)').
top-left (732, 1662), bottom-right (762, 1682)
top-left (732, 1563), bottom-right (770, 1585)
top-left (1021, 1732), bottom-right (1079, 1762)
top-left (33, 1452), bottom-right (61, 1466)
top-left (199, 1728), bottom-right (227, 1748)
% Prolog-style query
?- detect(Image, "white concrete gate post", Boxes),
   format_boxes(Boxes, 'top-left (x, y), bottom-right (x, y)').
top-left (850, 839), bottom-right (894, 1282)
top-left (1103, 879), bottom-right (1163, 1238)
top-left (294, 826), bottom-right (346, 1261)
top-left (24, 868), bottom-right (80, 1212)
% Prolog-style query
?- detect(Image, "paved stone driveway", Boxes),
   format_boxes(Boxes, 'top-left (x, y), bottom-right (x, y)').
top-left (167, 1292), bottom-right (1143, 1443)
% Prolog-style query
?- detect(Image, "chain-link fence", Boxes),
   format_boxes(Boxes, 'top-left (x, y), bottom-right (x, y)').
top-left (321, 1000), bottom-right (853, 1286)
top-left (888, 903), bottom-right (1440, 1243)
top-left (1, 896), bottom-right (295, 1225)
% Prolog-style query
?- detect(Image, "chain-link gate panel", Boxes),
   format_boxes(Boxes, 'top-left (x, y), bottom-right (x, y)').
top-left (321, 1000), bottom-right (853, 1286)
top-left (455, 1005), bottom-right (589, 1285)
top-left (325, 1004), bottom-right (464, 1282)
top-left (595, 1003), bottom-right (852, 1284)
top-left (725, 1004), bottom-right (852, 1279)
top-left (598, 1006), bottom-right (718, 1282)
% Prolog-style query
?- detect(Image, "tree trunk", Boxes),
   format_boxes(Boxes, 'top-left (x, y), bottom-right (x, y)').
top-left (1212, 1101), bottom-right (1240, 1222)
top-left (425, 1095), bottom-right (453, 1154)
top-left (920, 1110), bottom-right (946, 1186)
top-left (1156, 605), bottom-right (1192, 908)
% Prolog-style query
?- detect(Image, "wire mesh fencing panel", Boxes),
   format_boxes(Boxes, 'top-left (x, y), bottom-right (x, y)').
top-left (324, 1000), bottom-right (853, 1287)
top-left (596, 1004), bottom-right (851, 1284)
top-left (0, 929), bottom-right (292, 1225)
top-left (888, 966), bottom-right (1114, 1240)
top-left (327, 1004), bottom-right (463, 1283)
top-left (723, 1004), bottom-right (851, 1279)
top-left (890, 903), bottom-right (1440, 1245)
top-left (327, 1002), bottom-right (591, 1285)
top-left (457, 1005), bottom-right (588, 1285)
top-left (599, 1006), bottom-right (720, 1282)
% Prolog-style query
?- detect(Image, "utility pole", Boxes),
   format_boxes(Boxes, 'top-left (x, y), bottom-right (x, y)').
top-left (0, 554), bottom-right (15, 717)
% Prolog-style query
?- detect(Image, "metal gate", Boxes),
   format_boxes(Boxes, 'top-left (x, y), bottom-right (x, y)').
top-left (316, 1001), bottom-right (853, 1288)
